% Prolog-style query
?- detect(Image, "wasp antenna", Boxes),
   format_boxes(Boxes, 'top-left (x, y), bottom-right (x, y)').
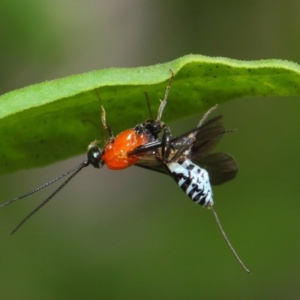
top-left (156, 69), bottom-right (175, 121)
top-left (144, 92), bottom-right (154, 120)
top-left (10, 160), bottom-right (89, 235)
top-left (196, 104), bottom-right (219, 128)
top-left (82, 119), bottom-right (103, 133)
top-left (0, 162), bottom-right (89, 210)
top-left (210, 207), bottom-right (251, 274)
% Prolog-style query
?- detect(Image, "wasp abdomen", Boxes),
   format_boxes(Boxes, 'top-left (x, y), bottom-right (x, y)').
top-left (166, 160), bottom-right (213, 207)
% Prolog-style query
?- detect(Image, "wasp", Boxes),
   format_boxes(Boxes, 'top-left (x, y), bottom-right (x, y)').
top-left (1, 71), bottom-right (250, 273)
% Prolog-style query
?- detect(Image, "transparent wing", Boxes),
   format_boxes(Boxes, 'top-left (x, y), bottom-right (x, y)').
top-left (134, 153), bottom-right (167, 174)
top-left (132, 115), bottom-right (238, 185)
top-left (135, 152), bottom-right (238, 185)
top-left (189, 115), bottom-right (225, 160)
top-left (196, 152), bottom-right (238, 185)
top-left (130, 115), bottom-right (225, 157)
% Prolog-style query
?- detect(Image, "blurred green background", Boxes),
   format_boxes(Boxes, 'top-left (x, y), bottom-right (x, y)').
top-left (1, 0), bottom-right (300, 299)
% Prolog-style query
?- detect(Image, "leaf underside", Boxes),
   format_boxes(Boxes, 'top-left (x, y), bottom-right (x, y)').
top-left (1, 54), bottom-right (300, 176)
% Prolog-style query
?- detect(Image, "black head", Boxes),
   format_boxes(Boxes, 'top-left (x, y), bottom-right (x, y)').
top-left (87, 143), bottom-right (105, 168)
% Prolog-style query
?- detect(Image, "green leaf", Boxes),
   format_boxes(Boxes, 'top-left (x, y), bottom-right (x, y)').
top-left (1, 54), bottom-right (300, 176)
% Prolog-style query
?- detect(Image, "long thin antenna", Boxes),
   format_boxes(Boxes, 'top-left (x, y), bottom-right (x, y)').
top-left (10, 161), bottom-right (89, 235)
top-left (0, 162), bottom-right (88, 210)
top-left (210, 207), bottom-right (251, 274)
top-left (144, 92), bottom-right (154, 119)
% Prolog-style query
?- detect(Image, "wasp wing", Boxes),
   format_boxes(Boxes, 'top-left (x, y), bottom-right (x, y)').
top-left (134, 153), bottom-right (167, 174)
top-left (196, 152), bottom-right (238, 185)
top-left (189, 115), bottom-right (225, 160)
top-left (135, 152), bottom-right (238, 185)
top-left (130, 115), bottom-right (225, 156)
top-left (132, 114), bottom-right (238, 184)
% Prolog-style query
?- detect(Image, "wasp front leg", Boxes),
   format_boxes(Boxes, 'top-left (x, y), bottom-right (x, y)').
top-left (160, 124), bottom-right (174, 162)
top-left (160, 124), bottom-right (197, 164)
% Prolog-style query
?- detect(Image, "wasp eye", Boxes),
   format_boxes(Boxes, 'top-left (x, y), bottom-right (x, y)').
top-left (87, 144), bottom-right (104, 168)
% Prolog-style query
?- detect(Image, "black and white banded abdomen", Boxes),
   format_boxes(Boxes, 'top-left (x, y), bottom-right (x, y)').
top-left (166, 159), bottom-right (213, 207)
